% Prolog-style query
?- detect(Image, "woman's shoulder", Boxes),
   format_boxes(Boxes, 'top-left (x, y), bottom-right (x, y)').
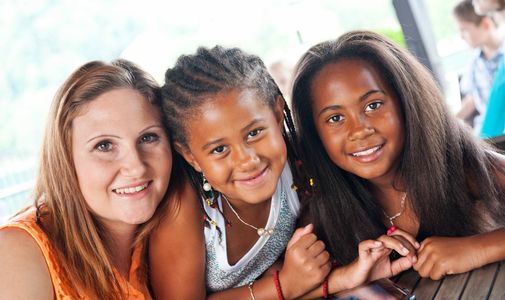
top-left (0, 224), bottom-right (53, 299)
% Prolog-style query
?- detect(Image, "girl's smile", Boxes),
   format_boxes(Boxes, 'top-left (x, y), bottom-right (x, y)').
top-left (233, 165), bottom-right (270, 187)
top-left (310, 58), bottom-right (404, 186)
top-left (349, 143), bottom-right (385, 163)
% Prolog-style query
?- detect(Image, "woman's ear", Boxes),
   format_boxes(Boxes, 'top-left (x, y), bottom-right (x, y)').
top-left (174, 142), bottom-right (202, 172)
top-left (274, 95), bottom-right (286, 127)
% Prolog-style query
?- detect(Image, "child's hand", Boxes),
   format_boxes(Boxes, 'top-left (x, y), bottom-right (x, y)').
top-left (414, 236), bottom-right (483, 280)
top-left (367, 230), bottom-right (419, 281)
top-left (347, 239), bottom-right (390, 287)
top-left (346, 230), bottom-right (419, 288)
top-left (279, 224), bottom-right (331, 299)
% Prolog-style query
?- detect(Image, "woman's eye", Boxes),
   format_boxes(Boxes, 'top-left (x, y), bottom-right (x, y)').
top-left (95, 141), bottom-right (113, 152)
top-left (139, 133), bottom-right (159, 144)
top-left (211, 145), bottom-right (226, 154)
top-left (365, 101), bottom-right (383, 112)
top-left (247, 128), bottom-right (263, 139)
top-left (327, 115), bottom-right (344, 123)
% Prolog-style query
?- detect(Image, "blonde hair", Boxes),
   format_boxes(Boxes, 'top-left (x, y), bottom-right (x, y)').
top-left (34, 59), bottom-right (180, 299)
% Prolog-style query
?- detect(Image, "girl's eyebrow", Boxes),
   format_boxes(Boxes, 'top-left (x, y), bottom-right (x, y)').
top-left (359, 89), bottom-right (386, 102)
top-left (317, 89), bottom-right (386, 117)
top-left (240, 118), bottom-right (264, 132)
top-left (200, 118), bottom-right (265, 151)
top-left (202, 138), bottom-right (225, 151)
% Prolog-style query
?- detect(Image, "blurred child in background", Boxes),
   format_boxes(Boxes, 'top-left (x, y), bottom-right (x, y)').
top-left (454, 0), bottom-right (505, 134)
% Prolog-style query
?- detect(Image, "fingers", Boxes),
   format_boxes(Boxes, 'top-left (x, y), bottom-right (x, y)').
top-left (413, 241), bottom-right (446, 280)
top-left (414, 258), bottom-right (438, 280)
top-left (358, 239), bottom-right (384, 253)
top-left (377, 235), bottom-right (417, 264)
top-left (390, 256), bottom-right (414, 276)
top-left (389, 228), bottom-right (420, 249)
top-left (315, 249), bottom-right (331, 269)
top-left (287, 224), bottom-right (313, 249)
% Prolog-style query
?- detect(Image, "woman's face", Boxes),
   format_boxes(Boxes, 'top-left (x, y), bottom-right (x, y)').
top-left (310, 59), bottom-right (404, 187)
top-left (72, 88), bottom-right (172, 230)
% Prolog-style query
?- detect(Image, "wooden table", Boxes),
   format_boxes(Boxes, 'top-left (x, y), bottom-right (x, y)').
top-left (394, 261), bottom-right (505, 299)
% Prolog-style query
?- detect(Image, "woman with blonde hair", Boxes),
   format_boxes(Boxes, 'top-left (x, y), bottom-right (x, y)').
top-left (0, 59), bottom-right (184, 299)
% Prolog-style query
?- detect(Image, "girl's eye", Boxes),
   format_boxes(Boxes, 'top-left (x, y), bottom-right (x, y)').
top-left (211, 145), bottom-right (226, 154)
top-left (247, 128), bottom-right (263, 139)
top-left (365, 101), bottom-right (383, 112)
top-left (327, 115), bottom-right (344, 123)
top-left (139, 133), bottom-right (159, 144)
top-left (95, 141), bottom-right (113, 152)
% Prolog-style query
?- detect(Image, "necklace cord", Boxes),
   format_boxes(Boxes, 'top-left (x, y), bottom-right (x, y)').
top-left (222, 195), bottom-right (274, 236)
top-left (382, 192), bottom-right (407, 227)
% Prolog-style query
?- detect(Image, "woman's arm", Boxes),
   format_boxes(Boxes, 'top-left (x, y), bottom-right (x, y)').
top-left (149, 180), bottom-right (206, 300)
top-left (0, 228), bottom-right (53, 299)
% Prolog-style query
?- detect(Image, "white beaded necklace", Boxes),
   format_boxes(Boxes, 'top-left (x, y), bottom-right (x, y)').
top-left (383, 192), bottom-right (407, 227)
top-left (223, 195), bottom-right (275, 237)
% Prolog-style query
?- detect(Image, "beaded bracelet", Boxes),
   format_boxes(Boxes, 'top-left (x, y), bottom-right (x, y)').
top-left (273, 270), bottom-right (285, 300)
top-left (248, 280), bottom-right (257, 300)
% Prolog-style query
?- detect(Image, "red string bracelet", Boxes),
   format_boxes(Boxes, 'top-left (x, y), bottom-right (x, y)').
top-left (387, 225), bottom-right (398, 235)
top-left (322, 278), bottom-right (329, 298)
top-left (273, 270), bottom-right (285, 300)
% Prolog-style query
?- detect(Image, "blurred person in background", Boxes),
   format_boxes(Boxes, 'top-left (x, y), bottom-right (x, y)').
top-left (454, 0), bottom-right (505, 134)
top-left (472, 0), bottom-right (505, 137)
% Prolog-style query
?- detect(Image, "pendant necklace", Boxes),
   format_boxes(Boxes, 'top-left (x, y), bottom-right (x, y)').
top-left (383, 192), bottom-right (407, 227)
top-left (222, 195), bottom-right (274, 237)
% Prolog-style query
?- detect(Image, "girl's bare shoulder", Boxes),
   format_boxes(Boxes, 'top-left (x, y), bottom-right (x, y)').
top-left (149, 179), bottom-right (206, 299)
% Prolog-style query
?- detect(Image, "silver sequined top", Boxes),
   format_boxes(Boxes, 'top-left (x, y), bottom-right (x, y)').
top-left (203, 164), bottom-right (299, 292)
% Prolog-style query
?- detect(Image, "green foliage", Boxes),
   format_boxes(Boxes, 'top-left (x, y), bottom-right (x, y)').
top-left (376, 28), bottom-right (407, 49)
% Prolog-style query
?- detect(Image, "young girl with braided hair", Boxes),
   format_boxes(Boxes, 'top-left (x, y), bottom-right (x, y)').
top-left (291, 30), bottom-right (505, 281)
top-left (149, 45), bottom-right (416, 299)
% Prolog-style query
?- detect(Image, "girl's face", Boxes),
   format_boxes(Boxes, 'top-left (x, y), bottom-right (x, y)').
top-left (178, 89), bottom-right (287, 207)
top-left (72, 88), bottom-right (172, 230)
top-left (310, 59), bottom-right (404, 186)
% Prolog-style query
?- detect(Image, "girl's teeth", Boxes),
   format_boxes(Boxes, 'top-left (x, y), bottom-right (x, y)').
top-left (352, 145), bottom-right (381, 157)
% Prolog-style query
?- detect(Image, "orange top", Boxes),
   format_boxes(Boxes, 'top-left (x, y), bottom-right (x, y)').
top-left (0, 207), bottom-right (152, 299)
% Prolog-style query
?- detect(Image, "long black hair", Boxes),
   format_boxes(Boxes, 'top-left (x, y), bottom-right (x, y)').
top-left (291, 30), bottom-right (505, 265)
